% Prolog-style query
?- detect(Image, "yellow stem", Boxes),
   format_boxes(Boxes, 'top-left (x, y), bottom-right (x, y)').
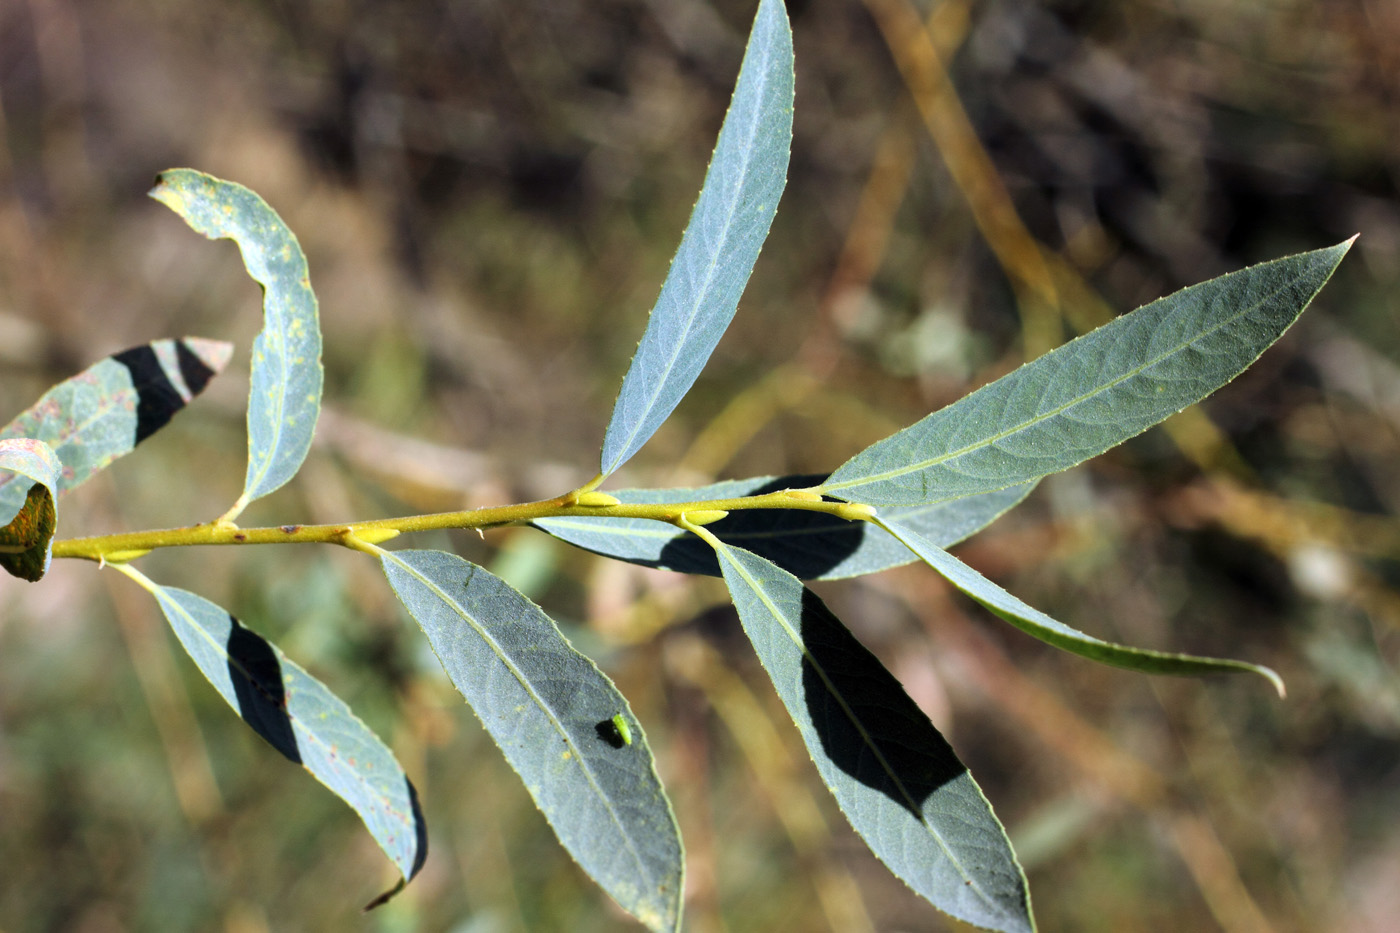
top-left (49, 488), bottom-right (875, 563)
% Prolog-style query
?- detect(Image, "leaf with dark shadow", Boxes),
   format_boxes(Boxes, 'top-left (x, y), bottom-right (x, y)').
top-left (226, 619), bottom-right (301, 762)
top-left (0, 338), bottom-right (232, 522)
top-left (709, 537), bottom-right (1034, 933)
top-left (535, 474), bottom-right (1032, 580)
top-left (116, 568), bottom-right (428, 886)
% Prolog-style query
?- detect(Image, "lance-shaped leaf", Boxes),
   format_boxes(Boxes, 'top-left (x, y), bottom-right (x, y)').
top-left (600, 0), bottom-right (793, 476)
top-left (0, 338), bottom-right (233, 520)
top-left (380, 549), bottom-right (683, 932)
top-left (535, 474), bottom-right (1033, 580)
top-left (878, 517), bottom-right (1285, 695)
top-left (823, 241), bottom-right (1353, 506)
top-left (706, 535), bottom-right (1033, 933)
top-left (113, 566), bottom-right (428, 886)
top-left (150, 169), bottom-right (324, 520)
top-left (0, 438), bottom-right (60, 581)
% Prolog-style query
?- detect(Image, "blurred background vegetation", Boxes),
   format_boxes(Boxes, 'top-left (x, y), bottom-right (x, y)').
top-left (2, 0), bottom-right (1399, 930)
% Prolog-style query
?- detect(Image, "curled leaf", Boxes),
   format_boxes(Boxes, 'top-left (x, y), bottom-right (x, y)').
top-left (0, 438), bottom-right (60, 581)
top-left (151, 169), bottom-right (324, 520)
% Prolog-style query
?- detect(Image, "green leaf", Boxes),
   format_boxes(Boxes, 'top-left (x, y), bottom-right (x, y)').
top-left (535, 474), bottom-right (1033, 580)
top-left (600, 0), bottom-right (793, 476)
top-left (708, 537), bottom-right (1033, 933)
top-left (878, 517), bottom-right (1285, 695)
top-left (379, 549), bottom-right (683, 932)
top-left (823, 241), bottom-right (1354, 506)
top-left (150, 169), bottom-right (324, 519)
top-left (116, 566), bottom-right (427, 883)
top-left (0, 438), bottom-right (60, 581)
top-left (0, 338), bottom-right (233, 520)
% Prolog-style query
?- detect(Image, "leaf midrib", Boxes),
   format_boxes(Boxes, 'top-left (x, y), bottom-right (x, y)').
top-left (384, 552), bottom-right (651, 886)
top-left (246, 269), bottom-right (312, 491)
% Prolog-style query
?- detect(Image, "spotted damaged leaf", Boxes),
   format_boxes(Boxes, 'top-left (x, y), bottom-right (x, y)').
top-left (150, 169), bottom-right (324, 521)
top-left (0, 438), bottom-right (60, 581)
top-left (0, 338), bottom-right (233, 521)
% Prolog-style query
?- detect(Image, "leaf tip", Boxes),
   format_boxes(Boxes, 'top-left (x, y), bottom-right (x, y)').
top-left (1240, 661), bottom-right (1286, 698)
top-left (361, 877), bottom-right (406, 912)
top-left (1328, 234), bottom-right (1359, 263)
top-left (147, 168), bottom-right (190, 209)
top-left (1323, 234), bottom-right (1358, 267)
top-left (180, 337), bottom-right (236, 375)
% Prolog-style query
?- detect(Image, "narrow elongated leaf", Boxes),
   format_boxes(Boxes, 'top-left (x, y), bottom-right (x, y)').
top-left (150, 169), bottom-right (324, 518)
top-left (600, 0), bottom-right (793, 476)
top-left (0, 338), bottom-right (233, 520)
top-left (0, 438), bottom-right (60, 581)
top-left (115, 566), bottom-right (427, 883)
top-left (708, 537), bottom-right (1033, 933)
top-left (879, 517), bottom-right (1285, 694)
top-left (823, 241), bottom-right (1353, 505)
top-left (380, 549), bottom-right (682, 932)
top-left (535, 474), bottom-right (1033, 580)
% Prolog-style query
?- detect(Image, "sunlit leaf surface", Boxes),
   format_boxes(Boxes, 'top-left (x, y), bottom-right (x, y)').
top-left (381, 548), bottom-right (683, 932)
top-left (600, 0), bottom-right (793, 476)
top-left (120, 570), bottom-right (427, 883)
top-left (824, 242), bottom-right (1353, 505)
top-left (116, 571), bottom-right (422, 885)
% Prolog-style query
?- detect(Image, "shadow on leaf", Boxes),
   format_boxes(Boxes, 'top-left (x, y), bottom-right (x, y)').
top-left (226, 616), bottom-right (301, 763)
top-left (655, 474), bottom-right (865, 578)
top-left (798, 590), bottom-right (966, 817)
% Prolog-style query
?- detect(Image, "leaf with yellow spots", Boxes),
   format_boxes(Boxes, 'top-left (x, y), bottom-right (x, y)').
top-left (150, 169), bottom-right (323, 521)
top-left (0, 338), bottom-right (233, 522)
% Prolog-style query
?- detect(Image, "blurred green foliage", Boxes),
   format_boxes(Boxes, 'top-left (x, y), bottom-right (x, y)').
top-left (2, 0), bottom-right (1399, 930)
